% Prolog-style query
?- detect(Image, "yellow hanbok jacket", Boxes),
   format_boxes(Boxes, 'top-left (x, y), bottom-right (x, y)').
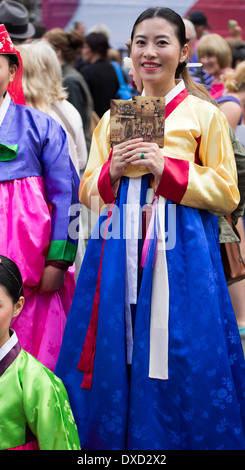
top-left (80, 83), bottom-right (239, 217)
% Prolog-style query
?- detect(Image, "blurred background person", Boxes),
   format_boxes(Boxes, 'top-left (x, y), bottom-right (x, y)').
top-left (0, 0), bottom-right (35, 43)
top-left (183, 18), bottom-right (213, 92)
top-left (197, 33), bottom-right (232, 99)
top-left (232, 44), bottom-right (245, 69)
top-left (74, 21), bottom-right (86, 37)
top-left (187, 10), bottom-right (211, 40)
top-left (227, 19), bottom-right (243, 43)
top-left (217, 62), bottom-right (245, 131)
top-left (216, 61), bottom-right (245, 341)
top-left (80, 31), bottom-right (119, 117)
top-left (43, 28), bottom-right (94, 153)
top-left (186, 10), bottom-right (211, 64)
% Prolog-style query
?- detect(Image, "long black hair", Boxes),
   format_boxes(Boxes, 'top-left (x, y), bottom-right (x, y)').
top-left (0, 255), bottom-right (23, 304)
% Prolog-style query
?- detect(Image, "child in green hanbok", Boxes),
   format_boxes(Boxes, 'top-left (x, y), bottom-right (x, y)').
top-left (0, 254), bottom-right (81, 450)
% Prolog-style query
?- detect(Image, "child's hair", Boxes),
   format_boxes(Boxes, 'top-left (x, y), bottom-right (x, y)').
top-left (0, 255), bottom-right (23, 304)
top-left (5, 53), bottom-right (19, 68)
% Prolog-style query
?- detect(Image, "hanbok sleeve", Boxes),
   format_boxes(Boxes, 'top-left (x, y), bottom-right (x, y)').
top-left (79, 110), bottom-right (114, 211)
top-left (22, 356), bottom-right (81, 450)
top-left (40, 117), bottom-right (80, 264)
top-left (156, 106), bottom-right (240, 216)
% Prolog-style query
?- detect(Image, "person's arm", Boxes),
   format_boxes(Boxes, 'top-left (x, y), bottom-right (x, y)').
top-left (40, 117), bottom-right (80, 264)
top-left (155, 108), bottom-right (240, 216)
top-left (219, 100), bottom-right (242, 131)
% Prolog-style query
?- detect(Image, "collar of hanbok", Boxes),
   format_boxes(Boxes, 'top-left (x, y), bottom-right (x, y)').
top-left (0, 93), bottom-right (19, 161)
top-left (0, 329), bottom-right (18, 361)
top-left (0, 92), bottom-right (11, 127)
top-left (141, 78), bottom-right (186, 104)
top-left (0, 329), bottom-right (21, 377)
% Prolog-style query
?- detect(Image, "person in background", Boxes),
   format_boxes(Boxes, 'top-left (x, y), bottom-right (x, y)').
top-left (74, 21), bottom-right (86, 37)
top-left (74, 21), bottom-right (88, 73)
top-left (32, 22), bottom-right (47, 39)
top-left (216, 62), bottom-right (245, 339)
top-left (18, 40), bottom-right (87, 174)
top-left (186, 10), bottom-right (211, 63)
top-left (43, 28), bottom-right (94, 154)
top-left (0, 0), bottom-right (35, 43)
top-left (55, 7), bottom-right (245, 450)
top-left (217, 62), bottom-right (245, 131)
top-left (0, 255), bottom-right (81, 450)
top-left (187, 9), bottom-right (211, 39)
top-left (226, 19), bottom-right (243, 43)
top-left (197, 33), bottom-right (233, 99)
top-left (183, 18), bottom-right (213, 91)
top-left (232, 44), bottom-right (245, 69)
top-left (80, 32), bottom-right (119, 117)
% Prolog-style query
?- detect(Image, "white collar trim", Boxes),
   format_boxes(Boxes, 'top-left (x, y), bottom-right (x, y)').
top-left (141, 79), bottom-right (185, 105)
top-left (0, 329), bottom-right (18, 361)
top-left (0, 92), bottom-right (11, 127)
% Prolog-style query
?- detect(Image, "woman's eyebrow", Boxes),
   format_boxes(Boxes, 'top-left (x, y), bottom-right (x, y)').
top-left (135, 34), bottom-right (170, 39)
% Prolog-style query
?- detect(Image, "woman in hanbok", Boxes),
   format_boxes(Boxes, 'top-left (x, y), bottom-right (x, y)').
top-left (0, 255), bottom-right (81, 450)
top-left (55, 8), bottom-right (245, 450)
top-left (0, 24), bottom-right (80, 371)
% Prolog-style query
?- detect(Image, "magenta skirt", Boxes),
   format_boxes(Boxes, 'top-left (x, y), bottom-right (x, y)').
top-left (0, 176), bottom-right (75, 371)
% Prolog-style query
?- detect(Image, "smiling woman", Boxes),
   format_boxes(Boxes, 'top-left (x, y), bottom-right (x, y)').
top-left (56, 7), bottom-right (245, 451)
top-left (197, 33), bottom-right (233, 99)
top-left (130, 13), bottom-right (188, 97)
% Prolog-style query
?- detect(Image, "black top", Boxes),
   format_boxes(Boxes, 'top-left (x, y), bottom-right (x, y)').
top-left (81, 59), bottom-right (119, 117)
top-left (61, 62), bottom-right (94, 150)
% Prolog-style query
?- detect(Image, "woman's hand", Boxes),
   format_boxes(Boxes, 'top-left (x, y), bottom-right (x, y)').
top-left (109, 137), bottom-right (143, 186)
top-left (38, 265), bottom-right (66, 295)
top-left (123, 141), bottom-right (165, 187)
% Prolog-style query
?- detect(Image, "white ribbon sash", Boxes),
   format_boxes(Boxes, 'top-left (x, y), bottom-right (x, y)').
top-left (149, 196), bottom-right (169, 380)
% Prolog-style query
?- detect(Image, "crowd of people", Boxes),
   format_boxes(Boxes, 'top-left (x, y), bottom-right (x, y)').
top-left (1, 0), bottom-right (245, 451)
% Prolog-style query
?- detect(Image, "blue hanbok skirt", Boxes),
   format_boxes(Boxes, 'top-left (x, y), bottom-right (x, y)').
top-left (55, 176), bottom-right (245, 450)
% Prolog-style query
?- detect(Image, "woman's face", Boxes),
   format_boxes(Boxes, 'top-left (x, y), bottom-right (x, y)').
top-left (0, 284), bottom-right (24, 348)
top-left (0, 55), bottom-right (16, 103)
top-left (131, 17), bottom-right (188, 91)
top-left (0, 286), bottom-right (16, 348)
top-left (82, 42), bottom-right (94, 63)
top-left (198, 54), bottom-right (221, 78)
